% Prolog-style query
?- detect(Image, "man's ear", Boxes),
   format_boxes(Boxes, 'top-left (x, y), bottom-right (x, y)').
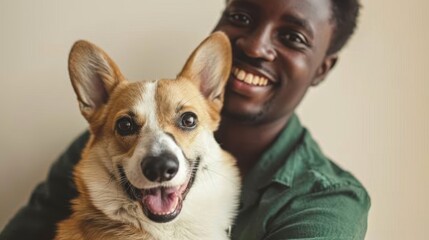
top-left (178, 31), bottom-right (232, 112)
top-left (68, 40), bottom-right (125, 122)
top-left (311, 54), bottom-right (338, 86)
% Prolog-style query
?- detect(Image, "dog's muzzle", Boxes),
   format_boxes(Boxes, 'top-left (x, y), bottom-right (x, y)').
top-left (118, 155), bottom-right (200, 223)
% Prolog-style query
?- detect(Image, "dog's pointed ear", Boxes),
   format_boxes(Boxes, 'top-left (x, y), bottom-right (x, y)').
top-left (68, 40), bottom-right (125, 121)
top-left (178, 31), bottom-right (232, 112)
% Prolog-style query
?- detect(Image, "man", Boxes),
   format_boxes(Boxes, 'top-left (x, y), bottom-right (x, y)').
top-left (1, 0), bottom-right (370, 239)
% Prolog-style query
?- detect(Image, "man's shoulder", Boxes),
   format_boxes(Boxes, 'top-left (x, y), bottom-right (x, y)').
top-left (260, 129), bottom-right (370, 239)
top-left (298, 130), bottom-right (365, 191)
top-left (232, 123), bottom-right (371, 240)
top-left (288, 129), bottom-right (368, 195)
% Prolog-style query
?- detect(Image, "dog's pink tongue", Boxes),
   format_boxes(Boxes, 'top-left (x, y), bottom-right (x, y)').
top-left (144, 187), bottom-right (179, 215)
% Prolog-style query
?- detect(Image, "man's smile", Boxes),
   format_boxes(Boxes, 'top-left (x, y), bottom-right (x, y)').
top-left (227, 62), bottom-right (277, 99)
top-left (232, 66), bottom-right (270, 86)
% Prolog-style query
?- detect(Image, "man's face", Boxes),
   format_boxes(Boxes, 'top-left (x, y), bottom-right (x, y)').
top-left (214, 0), bottom-right (336, 124)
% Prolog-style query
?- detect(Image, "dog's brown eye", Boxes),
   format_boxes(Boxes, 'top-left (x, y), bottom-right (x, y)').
top-left (180, 112), bottom-right (197, 130)
top-left (116, 117), bottom-right (136, 136)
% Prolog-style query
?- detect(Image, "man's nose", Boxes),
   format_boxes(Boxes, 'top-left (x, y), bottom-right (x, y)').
top-left (235, 28), bottom-right (276, 62)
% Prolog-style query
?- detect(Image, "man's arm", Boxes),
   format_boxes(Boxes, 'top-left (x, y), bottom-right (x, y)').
top-left (0, 132), bottom-right (89, 240)
top-left (264, 184), bottom-right (371, 240)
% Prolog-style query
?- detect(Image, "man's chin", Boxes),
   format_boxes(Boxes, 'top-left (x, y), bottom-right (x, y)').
top-left (221, 106), bottom-right (264, 124)
top-left (221, 91), bottom-right (271, 124)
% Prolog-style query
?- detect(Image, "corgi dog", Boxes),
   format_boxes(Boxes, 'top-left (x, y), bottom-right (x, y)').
top-left (55, 32), bottom-right (240, 240)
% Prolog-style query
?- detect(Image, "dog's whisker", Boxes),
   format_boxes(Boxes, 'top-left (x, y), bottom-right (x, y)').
top-left (201, 169), bottom-right (218, 189)
top-left (204, 168), bottom-right (239, 185)
top-left (95, 172), bottom-right (117, 195)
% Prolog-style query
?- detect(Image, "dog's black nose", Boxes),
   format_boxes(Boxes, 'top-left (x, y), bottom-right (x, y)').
top-left (141, 152), bottom-right (179, 182)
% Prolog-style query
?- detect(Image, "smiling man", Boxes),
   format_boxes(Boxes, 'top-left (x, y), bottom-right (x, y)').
top-left (1, 0), bottom-right (370, 239)
top-left (213, 0), bottom-right (370, 239)
top-left (215, 0), bottom-right (340, 175)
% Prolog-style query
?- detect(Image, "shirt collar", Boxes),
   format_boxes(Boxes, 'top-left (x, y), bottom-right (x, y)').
top-left (240, 114), bottom-right (305, 208)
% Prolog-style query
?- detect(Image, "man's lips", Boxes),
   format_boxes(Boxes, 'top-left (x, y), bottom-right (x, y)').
top-left (227, 65), bottom-right (275, 98)
top-left (231, 61), bottom-right (276, 84)
top-left (232, 67), bottom-right (270, 86)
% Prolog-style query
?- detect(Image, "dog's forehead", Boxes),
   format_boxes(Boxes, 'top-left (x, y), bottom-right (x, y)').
top-left (155, 79), bottom-right (203, 110)
top-left (110, 79), bottom-right (204, 118)
top-left (108, 81), bottom-right (149, 111)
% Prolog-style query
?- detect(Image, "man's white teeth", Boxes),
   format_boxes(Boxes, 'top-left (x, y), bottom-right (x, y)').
top-left (237, 69), bottom-right (246, 80)
top-left (232, 67), bottom-right (269, 86)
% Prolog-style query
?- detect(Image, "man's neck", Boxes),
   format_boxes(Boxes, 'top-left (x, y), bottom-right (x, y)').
top-left (215, 114), bottom-right (291, 177)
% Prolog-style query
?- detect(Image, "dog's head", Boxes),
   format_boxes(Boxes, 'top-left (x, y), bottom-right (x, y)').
top-left (68, 32), bottom-right (231, 224)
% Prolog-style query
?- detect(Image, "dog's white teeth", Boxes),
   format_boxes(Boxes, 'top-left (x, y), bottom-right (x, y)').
top-left (232, 67), bottom-right (270, 86)
top-left (154, 209), bottom-right (174, 216)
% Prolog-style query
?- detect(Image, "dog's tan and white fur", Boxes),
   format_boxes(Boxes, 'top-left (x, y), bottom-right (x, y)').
top-left (55, 32), bottom-right (240, 240)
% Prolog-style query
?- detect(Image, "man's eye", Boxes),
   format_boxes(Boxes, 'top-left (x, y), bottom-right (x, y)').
top-left (280, 32), bottom-right (308, 47)
top-left (228, 12), bottom-right (252, 26)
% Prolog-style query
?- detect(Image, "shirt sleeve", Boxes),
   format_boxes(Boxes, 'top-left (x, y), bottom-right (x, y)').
top-left (264, 183), bottom-right (371, 240)
top-left (0, 132), bottom-right (89, 240)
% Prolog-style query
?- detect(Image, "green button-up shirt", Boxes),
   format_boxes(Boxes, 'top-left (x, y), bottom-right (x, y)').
top-left (232, 114), bottom-right (370, 240)
top-left (1, 115), bottom-right (370, 240)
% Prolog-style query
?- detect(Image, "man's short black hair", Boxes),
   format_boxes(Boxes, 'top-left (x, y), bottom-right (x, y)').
top-left (328, 0), bottom-right (361, 54)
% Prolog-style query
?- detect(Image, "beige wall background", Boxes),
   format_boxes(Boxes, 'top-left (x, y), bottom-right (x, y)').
top-left (1, 0), bottom-right (428, 239)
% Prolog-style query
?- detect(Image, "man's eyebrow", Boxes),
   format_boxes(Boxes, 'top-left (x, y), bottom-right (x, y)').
top-left (228, 0), bottom-right (258, 11)
top-left (281, 15), bottom-right (314, 39)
